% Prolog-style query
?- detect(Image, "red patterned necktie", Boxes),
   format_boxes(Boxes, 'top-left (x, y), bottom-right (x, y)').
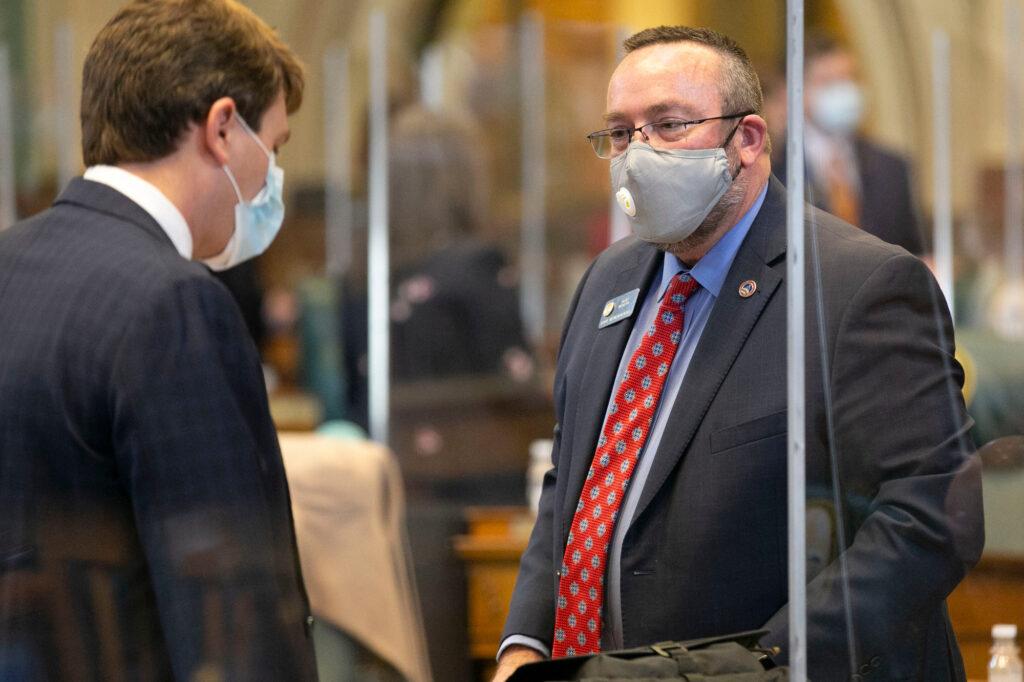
top-left (552, 272), bottom-right (700, 658)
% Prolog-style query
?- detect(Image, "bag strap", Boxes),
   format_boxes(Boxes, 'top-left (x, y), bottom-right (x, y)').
top-left (610, 629), bottom-right (771, 660)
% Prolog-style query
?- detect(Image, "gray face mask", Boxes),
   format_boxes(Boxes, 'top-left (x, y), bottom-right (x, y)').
top-left (610, 126), bottom-right (739, 244)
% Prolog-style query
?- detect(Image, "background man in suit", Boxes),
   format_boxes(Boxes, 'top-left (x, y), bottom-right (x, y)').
top-left (495, 26), bottom-right (982, 681)
top-left (773, 34), bottom-right (925, 255)
top-left (0, 1), bottom-right (317, 679)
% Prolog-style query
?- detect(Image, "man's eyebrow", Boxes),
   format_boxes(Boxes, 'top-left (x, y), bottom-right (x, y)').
top-left (603, 110), bottom-right (629, 126)
top-left (603, 102), bottom-right (698, 126)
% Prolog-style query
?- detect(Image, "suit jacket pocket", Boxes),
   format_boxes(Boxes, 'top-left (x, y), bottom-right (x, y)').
top-left (710, 410), bottom-right (787, 454)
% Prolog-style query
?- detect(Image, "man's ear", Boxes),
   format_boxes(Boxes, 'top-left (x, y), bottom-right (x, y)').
top-left (738, 114), bottom-right (768, 167)
top-left (204, 97), bottom-right (237, 166)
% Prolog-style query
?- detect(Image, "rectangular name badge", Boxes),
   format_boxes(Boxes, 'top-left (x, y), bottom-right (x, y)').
top-left (598, 288), bottom-right (641, 329)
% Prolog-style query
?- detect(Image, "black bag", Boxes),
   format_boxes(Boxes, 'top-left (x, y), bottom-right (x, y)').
top-left (507, 630), bottom-right (788, 681)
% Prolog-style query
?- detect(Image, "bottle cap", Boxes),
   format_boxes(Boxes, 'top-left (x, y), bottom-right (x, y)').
top-left (529, 438), bottom-right (553, 463)
top-left (993, 624), bottom-right (1018, 639)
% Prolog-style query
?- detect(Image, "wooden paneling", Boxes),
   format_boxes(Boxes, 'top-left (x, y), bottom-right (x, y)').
top-left (948, 554), bottom-right (1024, 679)
top-left (453, 508), bottom-right (532, 664)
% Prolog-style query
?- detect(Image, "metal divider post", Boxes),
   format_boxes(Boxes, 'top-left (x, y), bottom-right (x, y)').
top-left (519, 12), bottom-right (547, 349)
top-left (367, 11), bottom-right (390, 444)
top-left (932, 31), bottom-right (954, 320)
top-left (785, 1), bottom-right (807, 678)
top-left (0, 44), bottom-right (15, 230)
top-left (324, 46), bottom-right (352, 278)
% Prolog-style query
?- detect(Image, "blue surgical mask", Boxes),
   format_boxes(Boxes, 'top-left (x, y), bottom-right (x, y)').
top-left (810, 80), bottom-right (863, 136)
top-left (204, 112), bottom-right (285, 271)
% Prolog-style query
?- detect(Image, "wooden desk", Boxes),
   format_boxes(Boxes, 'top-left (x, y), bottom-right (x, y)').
top-left (453, 507), bottom-right (533, 678)
top-left (454, 511), bottom-right (1023, 682)
top-left (948, 553), bottom-right (1024, 679)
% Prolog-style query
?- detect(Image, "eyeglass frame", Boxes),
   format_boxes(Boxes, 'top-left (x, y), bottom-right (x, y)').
top-left (585, 110), bottom-right (755, 159)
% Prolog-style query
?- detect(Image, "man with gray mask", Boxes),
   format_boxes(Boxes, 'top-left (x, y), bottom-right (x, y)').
top-left (494, 26), bottom-right (981, 681)
top-left (774, 33), bottom-right (924, 255)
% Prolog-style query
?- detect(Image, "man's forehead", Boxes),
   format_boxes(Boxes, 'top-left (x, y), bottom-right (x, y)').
top-left (621, 41), bottom-right (722, 75)
top-left (606, 42), bottom-right (724, 119)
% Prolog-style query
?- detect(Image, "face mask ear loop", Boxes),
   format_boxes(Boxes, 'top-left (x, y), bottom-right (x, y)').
top-left (222, 164), bottom-right (244, 204)
top-left (234, 112), bottom-right (274, 160)
top-left (721, 118), bottom-right (744, 149)
top-left (730, 160), bottom-right (743, 181)
top-left (722, 119), bottom-right (745, 181)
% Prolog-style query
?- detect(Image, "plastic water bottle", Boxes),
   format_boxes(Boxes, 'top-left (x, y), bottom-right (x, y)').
top-left (989, 624), bottom-right (1023, 682)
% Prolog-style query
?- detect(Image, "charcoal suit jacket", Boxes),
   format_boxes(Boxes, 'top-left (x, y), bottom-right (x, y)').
top-left (502, 177), bottom-right (983, 680)
top-left (0, 179), bottom-right (317, 681)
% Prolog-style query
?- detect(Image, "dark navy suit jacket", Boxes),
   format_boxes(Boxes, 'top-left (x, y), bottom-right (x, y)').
top-left (502, 178), bottom-right (983, 680)
top-left (0, 179), bottom-right (317, 681)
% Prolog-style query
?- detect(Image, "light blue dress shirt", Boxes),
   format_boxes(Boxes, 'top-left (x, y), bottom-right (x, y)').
top-left (500, 183), bottom-right (768, 659)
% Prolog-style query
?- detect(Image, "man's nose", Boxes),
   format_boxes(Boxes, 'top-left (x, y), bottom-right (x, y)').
top-left (631, 127), bottom-right (649, 143)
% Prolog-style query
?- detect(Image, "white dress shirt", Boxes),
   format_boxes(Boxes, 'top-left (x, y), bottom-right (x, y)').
top-left (804, 123), bottom-right (861, 198)
top-left (83, 165), bottom-right (193, 259)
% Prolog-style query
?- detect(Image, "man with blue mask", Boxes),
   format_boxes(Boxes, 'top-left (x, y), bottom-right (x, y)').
top-left (0, 1), bottom-right (316, 679)
top-left (774, 33), bottom-right (924, 255)
top-left (205, 111), bottom-right (286, 271)
top-left (495, 25), bottom-right (981, 682)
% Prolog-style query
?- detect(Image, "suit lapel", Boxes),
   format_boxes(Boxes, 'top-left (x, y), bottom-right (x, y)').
top-left (630, 178), bottom-right (788, 524)
top-left (560, 244), bottom-right (661, 526)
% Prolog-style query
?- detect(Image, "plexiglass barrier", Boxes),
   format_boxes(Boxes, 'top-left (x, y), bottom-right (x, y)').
top-left (0, 1), bottom-right (1020, 680)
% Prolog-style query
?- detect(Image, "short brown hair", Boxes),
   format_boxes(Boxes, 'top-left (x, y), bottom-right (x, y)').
top-left (623, 26), bottom-right (764, 118)
top-left (81, 0), bottom-right (304, 166)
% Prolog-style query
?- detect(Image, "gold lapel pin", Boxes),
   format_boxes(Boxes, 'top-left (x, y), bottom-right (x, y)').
top-left (602, 301), bottom-right (615, 317)
top-left (738, 280), bottom-right (757, 298)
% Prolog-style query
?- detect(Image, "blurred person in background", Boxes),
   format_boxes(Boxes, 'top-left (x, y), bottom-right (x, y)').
top-left (0, 1), bottom-right (317, 679)
top-left (341, 104), bottom-right (531, 429)
top-left (495, 25), bottom-right (981, 681)
top-left (773, 33), bottom-right (925, 255)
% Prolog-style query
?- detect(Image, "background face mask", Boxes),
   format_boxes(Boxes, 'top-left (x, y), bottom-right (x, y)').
top-left (610, 141), bottom-right (733, 244)
top-left (810, 80), bottom-right (864, 136)
top-left (204, 113), bottom-right (286, 272)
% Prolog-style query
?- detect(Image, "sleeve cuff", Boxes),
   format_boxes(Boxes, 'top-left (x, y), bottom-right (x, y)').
top-left (497, 634), bottom-right (550, 662)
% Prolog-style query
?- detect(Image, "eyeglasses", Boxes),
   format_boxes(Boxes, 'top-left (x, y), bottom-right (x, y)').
top-left (586, 111), bottom-right (754, 159)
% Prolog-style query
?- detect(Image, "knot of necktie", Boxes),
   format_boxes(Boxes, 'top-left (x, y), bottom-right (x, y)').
top-left (664, 273), bottom-right (700, 306)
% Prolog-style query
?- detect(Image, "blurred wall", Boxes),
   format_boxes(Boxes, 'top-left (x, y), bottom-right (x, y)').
top-left (8, 0), bottom-right (1020, 224)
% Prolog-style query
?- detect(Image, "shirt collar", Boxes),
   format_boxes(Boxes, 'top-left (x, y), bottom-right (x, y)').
top-left (83, 165), bottom-right (193, 259)
top-left (657, 181), bottom-right (769, 299)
